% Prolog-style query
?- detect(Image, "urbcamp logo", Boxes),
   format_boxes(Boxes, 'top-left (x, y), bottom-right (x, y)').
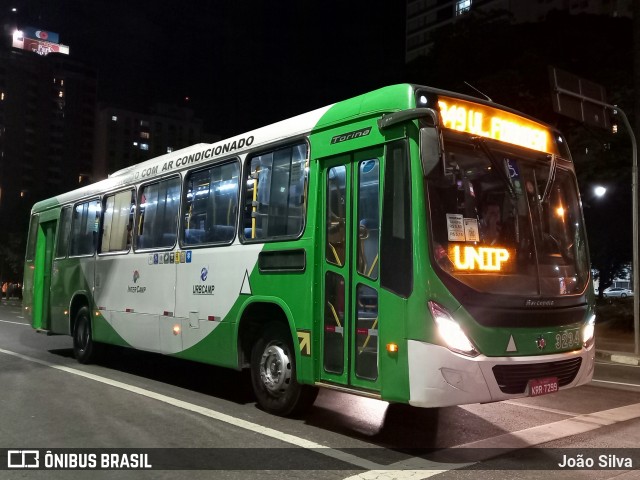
top-left (133, 270), bottom-right (140, 283)
top-left (536, 335), bottom-right (546, 350)
top-left (193, 266), bottom-right (215, 295)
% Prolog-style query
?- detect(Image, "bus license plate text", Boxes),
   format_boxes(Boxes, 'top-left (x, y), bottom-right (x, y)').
top-left (528, 377), bottom-right (558, 397)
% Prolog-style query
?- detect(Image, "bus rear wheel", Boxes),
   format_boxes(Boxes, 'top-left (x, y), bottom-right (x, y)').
top-left (73, 306), bottom-right (100, 364)
top-left (250, 323), bottom-right (317, 416)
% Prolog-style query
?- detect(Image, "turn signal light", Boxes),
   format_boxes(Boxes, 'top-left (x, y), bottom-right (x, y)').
top-left (386, 343), bottom-right (399, 353)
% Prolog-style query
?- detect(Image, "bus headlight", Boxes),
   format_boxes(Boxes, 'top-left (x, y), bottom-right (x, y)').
top-left (583, 314), bottom-right (596, 348)
top-left (429, 301), bottom-right (479, 357)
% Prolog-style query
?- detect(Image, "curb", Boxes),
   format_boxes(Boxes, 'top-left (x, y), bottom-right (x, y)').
top-left (595, 349), bottom-right (640, 366)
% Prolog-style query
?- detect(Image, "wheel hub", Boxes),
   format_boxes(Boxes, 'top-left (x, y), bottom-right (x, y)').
top-left (260, 344), bottom-right (291, 394)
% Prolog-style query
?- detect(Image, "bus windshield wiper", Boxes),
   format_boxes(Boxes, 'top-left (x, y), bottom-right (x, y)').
top-left (472, 137), bottom-right (517, 199)
top-left (540, 154), bottom-right (557, 203)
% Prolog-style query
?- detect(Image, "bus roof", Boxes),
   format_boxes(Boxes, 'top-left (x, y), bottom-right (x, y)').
top-left (30, 83), bottom-right (560, 213)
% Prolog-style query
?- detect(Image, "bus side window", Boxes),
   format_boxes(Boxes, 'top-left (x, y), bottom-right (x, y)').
top-left (69, 200), bottom-right (100, 257)
top-left (100, 190), bottom-right (134, 253)
top-left (25, 214), bottom-right (39, 262)
top-left (243, 143), bottom-right (308, 241)
top-left (137, 177), bottom-right (180, 250)
top-left (183, 161), bottom-right (239, 246)
top-left (55, 206), bottom-right (72, 258)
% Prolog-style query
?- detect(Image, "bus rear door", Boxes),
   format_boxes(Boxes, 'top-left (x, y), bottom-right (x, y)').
top-left (31, 218), bottom-right (57, 331)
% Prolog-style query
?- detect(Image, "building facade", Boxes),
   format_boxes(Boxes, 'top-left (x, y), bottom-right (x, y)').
top-left (406, 0), bottom-right (633, 62)
top-left (93, 103), bottom-right (213, 180)
top-left (0, 42), bottom-right (97, 253)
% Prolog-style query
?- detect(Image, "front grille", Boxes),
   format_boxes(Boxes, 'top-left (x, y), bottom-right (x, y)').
top-left (492, 357), bottom-right (582, 394)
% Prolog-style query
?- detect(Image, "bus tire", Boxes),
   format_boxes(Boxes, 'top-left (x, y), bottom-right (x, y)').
top-left (73, 306), bottom-right (100, 364)
top-left (250, 323), bottom-right (317, 416)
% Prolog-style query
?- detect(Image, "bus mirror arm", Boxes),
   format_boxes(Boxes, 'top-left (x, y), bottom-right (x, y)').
top-left (377, 108), bottom-right (438, 130)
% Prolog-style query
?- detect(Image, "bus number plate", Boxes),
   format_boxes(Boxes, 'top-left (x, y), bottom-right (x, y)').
top-left (528, 377), bottom-right (558, 397)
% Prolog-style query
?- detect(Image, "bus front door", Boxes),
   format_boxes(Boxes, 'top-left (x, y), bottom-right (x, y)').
top-left (321, 150), bottom-right (382, 393)
top-left (32, 220), bottom-right (57, 331)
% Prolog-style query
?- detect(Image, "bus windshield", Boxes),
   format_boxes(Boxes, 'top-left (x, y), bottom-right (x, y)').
top-left (426, 131), bottom-right (590, 297)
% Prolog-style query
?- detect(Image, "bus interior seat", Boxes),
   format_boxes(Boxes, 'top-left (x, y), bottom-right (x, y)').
top-left (244, 227), bottom-right (263, 239)
top-left (161, 233), bottom-right (176, 247)
top-left (135, 234), bottom-right (147, 249)
top-left (184, 229), bottom-right (205, 244)
top-left (207, 225), bottom-right (234, 242)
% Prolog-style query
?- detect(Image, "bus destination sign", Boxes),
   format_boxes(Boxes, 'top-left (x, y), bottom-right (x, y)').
top-left (438, 97), bottom-right (557, 155)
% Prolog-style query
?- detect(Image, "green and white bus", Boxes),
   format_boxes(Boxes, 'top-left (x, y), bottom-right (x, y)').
top-left (24, 84), bottom-right (595, 415)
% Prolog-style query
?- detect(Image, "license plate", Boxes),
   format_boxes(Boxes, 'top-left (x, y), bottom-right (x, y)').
top-left (528, 377), bottom-right (559, 397)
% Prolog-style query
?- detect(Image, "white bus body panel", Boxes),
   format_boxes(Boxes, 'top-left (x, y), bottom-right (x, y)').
top-left (407, 340), bottom-right (595, 408)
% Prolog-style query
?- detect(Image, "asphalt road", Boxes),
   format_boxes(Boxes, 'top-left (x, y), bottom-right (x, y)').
top-left (1, 299), bottom-right (640, 480)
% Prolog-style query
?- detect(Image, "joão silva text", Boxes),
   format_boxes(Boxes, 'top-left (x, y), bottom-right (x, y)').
top-left (558, 454), bottom-right (632, 468)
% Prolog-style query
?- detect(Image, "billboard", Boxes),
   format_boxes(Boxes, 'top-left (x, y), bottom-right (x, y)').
top-left (11, 28), bottom-right (69, 56)
top-left (22, 27), bottom-right (60, 44)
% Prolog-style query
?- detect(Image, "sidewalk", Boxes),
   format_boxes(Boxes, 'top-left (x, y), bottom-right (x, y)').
top-left (0, 297), bottom-right (21, 306)
top-left (595, 321), bottom-right (640, 366)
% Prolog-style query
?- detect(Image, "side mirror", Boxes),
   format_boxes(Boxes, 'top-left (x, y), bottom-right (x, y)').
top-left (420, 126), bottom-right (443, 176)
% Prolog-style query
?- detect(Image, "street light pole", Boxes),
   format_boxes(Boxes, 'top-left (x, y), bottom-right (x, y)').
top-left (552, 86), bottom-right (639, 355)
top-left (615, 107), bottom-right (640, 356)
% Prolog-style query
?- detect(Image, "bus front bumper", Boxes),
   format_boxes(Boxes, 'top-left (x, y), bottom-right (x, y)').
top-left (407, 340), bottom-right (595, 408)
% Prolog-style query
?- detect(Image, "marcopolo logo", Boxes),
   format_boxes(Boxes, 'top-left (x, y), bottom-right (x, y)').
top-left (525, 299), bottom-right (555, 307)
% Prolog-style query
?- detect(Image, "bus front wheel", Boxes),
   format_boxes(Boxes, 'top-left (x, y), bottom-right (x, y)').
top-left (73, 306), bottom-right (99, 364)
top-left (250, 323), bottom-right (317, 416)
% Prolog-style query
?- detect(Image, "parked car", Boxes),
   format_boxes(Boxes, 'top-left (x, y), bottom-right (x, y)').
top-left (603, 287), bottom-right (634, 298)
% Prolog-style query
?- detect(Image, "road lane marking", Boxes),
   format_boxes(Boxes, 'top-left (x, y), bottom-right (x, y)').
top-left (596, 360), bottom-right (640, 369)
top-left (592, 379), bottom-right (640, 388)
top-left (500, 400), bottom-right (577, 417)
top-left (455, 401), bottom-right (640, 450)
top-left (0, 319), bottom-right (29, 326)
top-left (0, 347), bottom-right (466, 475)
top-left (4, 343), bottom-right (640, 479)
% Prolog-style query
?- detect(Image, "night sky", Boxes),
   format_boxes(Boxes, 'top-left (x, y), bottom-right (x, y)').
top-left (11, 0), bottom-right (406, 138)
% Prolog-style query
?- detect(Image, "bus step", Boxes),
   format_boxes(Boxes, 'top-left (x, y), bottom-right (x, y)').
top-left (35, 329), bottom-right (60, 336)
top-left (314, 381), bottom-right (381, 399)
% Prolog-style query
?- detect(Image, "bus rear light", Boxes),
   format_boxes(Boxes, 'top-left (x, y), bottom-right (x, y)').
top-left (429, 301), bottom-right (479, 357)
top-left (173, 325), bottom-right (181, 335)
top-left (386, 343), bottom-right (399, 353)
